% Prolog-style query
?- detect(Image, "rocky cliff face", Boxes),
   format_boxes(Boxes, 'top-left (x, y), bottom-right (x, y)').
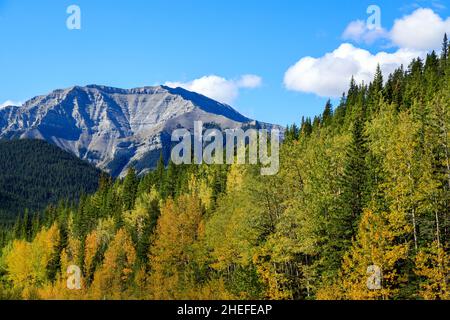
top-left (0, 85), bottom-right (277, 177)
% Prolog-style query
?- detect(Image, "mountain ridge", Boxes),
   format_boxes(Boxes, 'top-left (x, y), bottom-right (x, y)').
top-left (0, 85), bottom-right (279, 177)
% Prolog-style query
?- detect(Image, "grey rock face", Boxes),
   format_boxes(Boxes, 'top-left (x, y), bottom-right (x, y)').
top-left (0, 85), bottom-right (278, 177)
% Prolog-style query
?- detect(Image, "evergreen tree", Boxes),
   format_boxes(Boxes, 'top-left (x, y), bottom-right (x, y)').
top-left (341, 114), bottom-right (369, 223)
top-left (155, 152), bottom-right (166, 196)
top-left (441, 33), bottom-right (448, 62)
top-left (373, 64), bottom-right (383, 94)
top-left (122, 168), bottom-right (138, 211)
top-left (322, 100), bottom-right (333, 126)
top-left (164, 160), bottom-right (177, 199)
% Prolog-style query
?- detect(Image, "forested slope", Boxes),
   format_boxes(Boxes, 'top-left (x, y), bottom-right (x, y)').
top-left (0, 37), bottom-right (448, 300)
top-left (0, 139), bottom-right (102, 223)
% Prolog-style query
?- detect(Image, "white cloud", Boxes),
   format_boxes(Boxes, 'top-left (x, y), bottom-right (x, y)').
top-left (286, 8), bottom-right (449, 97)
top-left (0, 100), bottom-right (22, 109)
top-left (236, 74), bottom-right (263, 88)
top-left (342, 20), bottom-right (388, 44)
top-left (165, 74), bottom-right (262, 105)
top-left (284, 43), bottom-right (424, 97)
top-left (342, 8), bottom-right (450, 50)
top-left (391, 8), bottom-right (450, 50)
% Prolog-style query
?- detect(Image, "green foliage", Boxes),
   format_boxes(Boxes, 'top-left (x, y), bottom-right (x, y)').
top-left (0, 36), bottom-right (449, 300)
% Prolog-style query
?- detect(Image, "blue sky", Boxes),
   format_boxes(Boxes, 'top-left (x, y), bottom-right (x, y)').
top-left (0, 0), bottom-right (449, 125)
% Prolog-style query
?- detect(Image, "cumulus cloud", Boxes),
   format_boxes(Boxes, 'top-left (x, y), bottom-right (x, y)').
top-left (236, 74), bottom-right (263, 88)
top-left (286, 8), bottom-right (448, 97)
top-left (284, 43), bottom-right (424, 97)
top-left (342, 8), bottom-right (450, 50)
top-left (165, 74), bottom-right (262, 105)
top-left (0, 100), bottom-right (22, 109)
top-left (342, 20), bottom-right (388, 44)
top-left (391, 8), bottom-right (450, 50)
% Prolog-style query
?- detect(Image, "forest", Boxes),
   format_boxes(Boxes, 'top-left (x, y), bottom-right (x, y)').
top-left (0, 36), bottom-right (448, 300)
top-left (0, 139), bottom-right (101, 225)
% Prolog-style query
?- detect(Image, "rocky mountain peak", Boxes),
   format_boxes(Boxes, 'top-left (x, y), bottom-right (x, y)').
top-left (0, 85), bottom-right (277, 177)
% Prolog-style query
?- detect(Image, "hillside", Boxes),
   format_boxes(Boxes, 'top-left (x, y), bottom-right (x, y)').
top-left (0, 139), bottom-right (102, 223)
top-left (0, 43), bottom-right (448, 300)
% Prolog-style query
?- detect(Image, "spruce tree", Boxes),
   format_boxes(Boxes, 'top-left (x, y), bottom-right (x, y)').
top-left (322, 100), bottom-right (333, 126)
top-left (164, 159), bottom-right (177, 198)
top-left (300, 117), bottom-right (312, 137)
top-left (122, 168), bottom-right (138, 211)
top-left (340, 113), bottom-right (369, 227)
top-left (440, 34), bottom-right (448, 74)
top-left (155, 152), bottom-right (166, 196)
top-left (441, 33), bottom-right (448, 61)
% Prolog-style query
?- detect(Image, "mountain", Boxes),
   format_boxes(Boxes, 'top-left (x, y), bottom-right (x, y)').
top-left (0, 139), bottom-right (102, 223)
top-left (0, 85), bottom-right (277, 177)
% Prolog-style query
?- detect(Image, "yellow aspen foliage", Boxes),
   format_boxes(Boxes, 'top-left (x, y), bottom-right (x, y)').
top-left (132, 266), bottom-right (148, 299)
top-left (206, 165), bottom-right (261, 272)
top-left (207, 195), bottom-right (259, 271)
top-left (123, 193), bottom-right (154, 238)
top-left (414, 242), bottom-right (449, 300)
top-left (322, 209), bottom-right (411, 300)
top-left (96, 217), bottom-right (116, 242)
top-left (89, 228), bottom-right (136, 299)
top-left (187, 173), bottom-right (213, 210)
top-left (226, 164), bottom-right (246, 193)
top-left (315, 282), bottom-right (343, 300)
top-left (56, 245), bottom-right (86, 300)
top-left (37, 272), bottom-right (87, 300)
top-left (4, 241), bottom-right (31, 287)
top-left (376, 110), bottom-right (439, 250)
top-left (148, 194), bottom-right (203, 299)
top-left (253, 248), bottom-right (292, 300)
top-left (61, 236), bottom-right (82, 270)
top-left (185, 278), bottom-right (236, 300)
top-left (5, 223), bottom-right (60, 294)
top-left (84, 230), bottom-right (101, 281)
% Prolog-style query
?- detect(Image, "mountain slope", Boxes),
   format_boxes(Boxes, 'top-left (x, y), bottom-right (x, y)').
top-left (0, 139), bottom-right (102, 223)
top-left (0, 85), bottom-right (277, 177)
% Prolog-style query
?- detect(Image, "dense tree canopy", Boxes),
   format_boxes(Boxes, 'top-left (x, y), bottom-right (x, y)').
top-left (0, 139), bottom-right (101, 224)
top-left (0, 36), bottom-right (449, 300)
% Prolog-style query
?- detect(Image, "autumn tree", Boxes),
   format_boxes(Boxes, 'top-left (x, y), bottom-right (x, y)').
top-left (90, 228), bottom-right (136, 299)
top-left (148, 194), bottom-right (204, 299)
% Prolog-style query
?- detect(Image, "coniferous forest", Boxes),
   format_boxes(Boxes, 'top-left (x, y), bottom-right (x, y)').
top-left (0, 139), bottom-right (101, 224)
top-left (0, 37), bottom-right (449, 300)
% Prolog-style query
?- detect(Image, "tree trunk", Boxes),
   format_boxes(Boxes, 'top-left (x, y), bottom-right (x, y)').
top-left (412, 208), bottom-right (418, 251)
